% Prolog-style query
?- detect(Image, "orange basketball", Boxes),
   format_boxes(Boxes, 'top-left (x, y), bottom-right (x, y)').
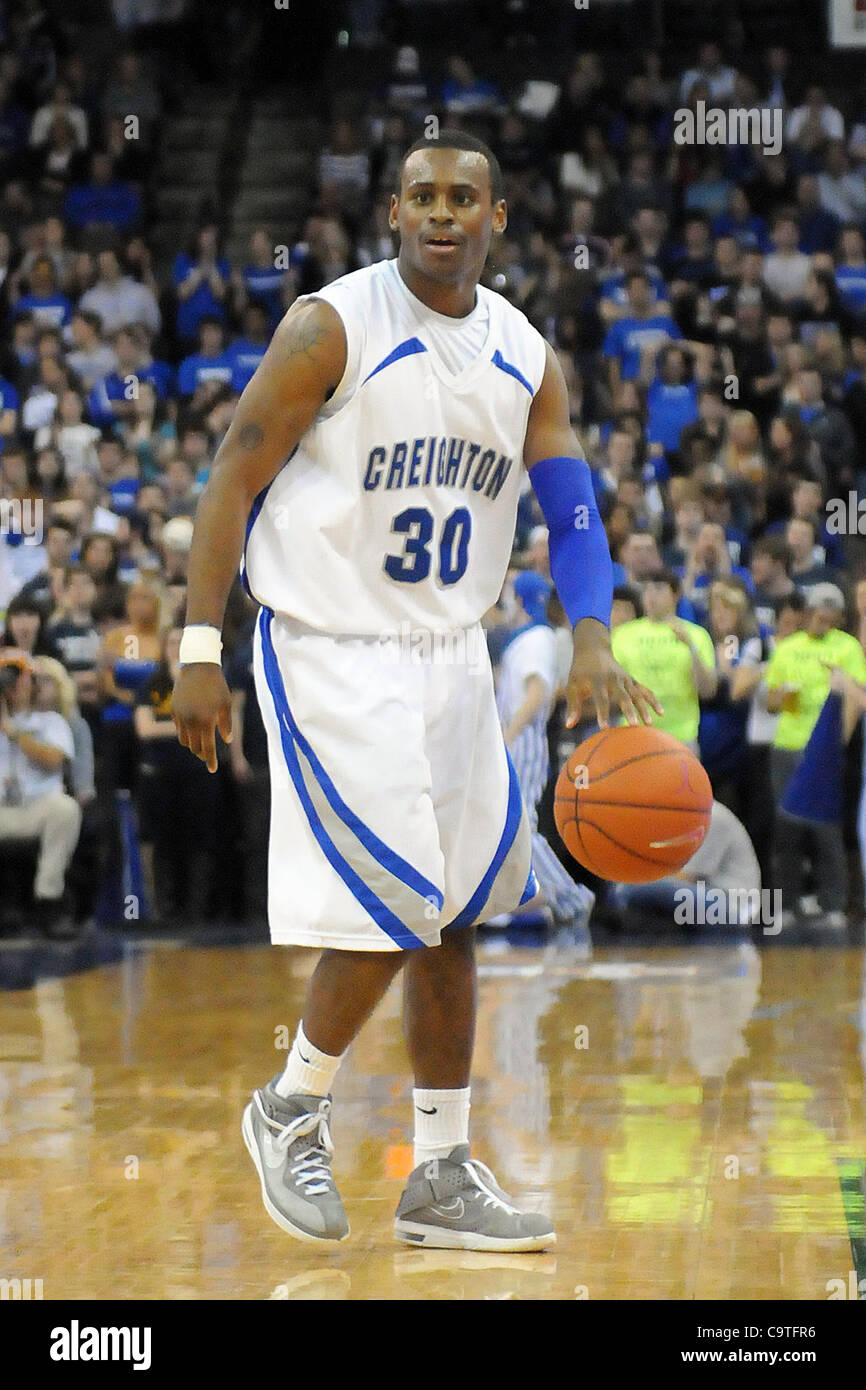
top-left (553, 725), bottom-right (712, 883)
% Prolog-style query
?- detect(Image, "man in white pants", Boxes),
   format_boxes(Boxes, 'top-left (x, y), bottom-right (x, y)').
top-left (496, 569), bottom-right (595, 931)
top-left (0, 649), bottom-right (81, 936)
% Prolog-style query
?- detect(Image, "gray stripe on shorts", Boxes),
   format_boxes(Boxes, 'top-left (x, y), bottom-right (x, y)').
top-left (467, 803), bottom-right (534, 924)
top-left (291, 736), bottom-right (442, 941)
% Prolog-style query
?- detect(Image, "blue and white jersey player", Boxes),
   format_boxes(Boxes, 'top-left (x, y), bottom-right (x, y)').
top-left (173, 131), bottom-right (661, 1254)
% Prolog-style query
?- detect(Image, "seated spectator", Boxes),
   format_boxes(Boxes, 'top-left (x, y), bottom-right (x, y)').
top-left (64, 150), bottom-right (141, 234)
top-left (631, 206), bottom-right (669, 273)
top-left (817, 141), bottom-right (866, 225)
top-left (766, 409), bottom-right (824, 513)
top-left (766, 583), bottom-right (865, 927)
top-left (2, 590), bottom-right (60, 658)
top-left (750, 535), bottom-right (797, 627)
top-left (602, 270), bottom-right (682, 399)
top-left (708, 235), bottom-right (741, 300)
top-left (683, 155), bottom-right (732, 221)
top-left (384, 45), bottom-right (430, 121)
top-left (14, 216), bottom-right (75, 298)
top-left (608, 73), bottom-right (671, 153)
top-left (65, 468), bottom-right (120, 540)
top-left (31, 652), bottom-right (100, 922)
top-left (173, 225), bottom-right (230, 346)
top-left (13, 253), bottom-right (72, 328)
top-left (613, 148), bottom-right (673, 224)
top-left (775, 589), bottom-right (807, 641)
top-left (765, 476), bottom-right (845, 569)
top-left (0, 644), bottom-right (81, 939)
top-left (798, 366), bottom-right (857, 491)
top-left (762, 214), bottom-right (811, 304)
top-left (20, 353), bottom-right (69, 439)
top-left (680, 521), bottom-right (753, 623)
top-left (134, 622), bottom-right (224, 923)
top-left (699, 580), bottom-right (772, 840)
top-left (665, 214), bottom-right (716, 289)
top-left (47, 564), bottom-right (103, 693)
top-left (711, 187), bottom-right (769, 253)
top-left (834, 223), bottom-right (866, 313)
top-left (228, 303), bottom-right (270, 393)
top-left (0, 647), bottom-right (81, 937)
top-left (679, 42), bottom-right (737, 104)
top-left (611, 567), bottom-right (717, 751)
top-left (724, 409), bottom-right (766, 487)
top-left (794, 174), bottom-right (841, 256)
top-left (79, 248), bottom-right (160, 337)
top-left (30, 113), bottom-right (84, 205)
top-left (559, 123), bottom-right (620, 201)
top-left (610, 584), bottom-right (643, 628)
top-left (80, 532), bottom-right (128, 621)
top-left (179, 422), bottom-right (212, 483)
top-left (6, 310), bottom-right (38, 379)
top-left (66, 309), bottom-right (117, 390)
top-left (29, 80), bottom-right (88, 152)
top-left (292, 214), bottom-right (353, 295)
top-left (646, 345), bottom-right (699, 464)
top-left (101, 51), bottom-right (161, 150)
top-left (787, 516), bottom-right (842, 595)
top-left (235, 227), bottom-right (292, 331)
top-left (317, 118), bottom-right (372, 216)
top-left (32, 655), bottom-right (94, 805)
top-left (786, 85), bottom-right (845, 151)
top-left (795, 268), bottom-right (858, 345)
top-left (598, 231), bottom-right (668, 322)
top-left (17, 516), bottom-right (76, 611)
top-left (34, 442), bottom-right (66, 503)
top-left (177, 317), bottom-right (233, 398)
top-left (441, 55), bottom-right (505, 116)
top-left (88, 326), bottom-right (172, 429)
top-left (99, 582), bottom-right (161, 793)
top-left (609, 800), bottom-right (761, 926)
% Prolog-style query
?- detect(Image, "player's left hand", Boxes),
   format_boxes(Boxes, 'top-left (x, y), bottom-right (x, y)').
top-left (565, 622), bottom-right (663, 730)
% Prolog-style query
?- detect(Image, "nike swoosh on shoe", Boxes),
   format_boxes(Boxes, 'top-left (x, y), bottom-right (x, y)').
top-left (431, 1198), bottom-right (465, 1220)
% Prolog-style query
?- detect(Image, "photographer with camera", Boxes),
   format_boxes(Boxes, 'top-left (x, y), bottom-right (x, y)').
top-left (0, 649), bottom-right (81, 938)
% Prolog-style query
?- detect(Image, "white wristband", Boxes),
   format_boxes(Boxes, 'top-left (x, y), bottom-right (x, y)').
top-left (179, 625), bottom-right (223, 666)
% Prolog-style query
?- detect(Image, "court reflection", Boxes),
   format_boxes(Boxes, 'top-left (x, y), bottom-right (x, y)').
top-left (0, 940), bottom-right (864, 1299)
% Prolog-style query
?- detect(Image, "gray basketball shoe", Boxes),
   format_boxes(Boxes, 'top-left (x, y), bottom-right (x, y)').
top-left (394, 1144), bottom-right (555, 1251)
top-left (242, 1081), bottom-right (349, 1242)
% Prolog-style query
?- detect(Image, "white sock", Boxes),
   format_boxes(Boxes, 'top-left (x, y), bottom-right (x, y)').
top-left (274, 1022), bottom-right (343, 1099)
top-left (413, 1087), bottom-right (471, 1167)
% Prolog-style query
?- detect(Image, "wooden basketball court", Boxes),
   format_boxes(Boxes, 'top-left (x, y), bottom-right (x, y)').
top-left (1, 934), bottom-right (864, 1300)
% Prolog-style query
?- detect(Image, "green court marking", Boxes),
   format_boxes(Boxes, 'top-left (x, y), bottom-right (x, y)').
top-left (837, 1159), bottom-right (866, 1291)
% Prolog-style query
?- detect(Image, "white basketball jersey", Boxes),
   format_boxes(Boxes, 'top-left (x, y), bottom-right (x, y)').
top-left (242, 258), bottom-right (548, 633)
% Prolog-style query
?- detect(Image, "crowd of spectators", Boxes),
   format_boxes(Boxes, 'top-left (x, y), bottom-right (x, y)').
top-left (3, 9), bottom-right (866, 936)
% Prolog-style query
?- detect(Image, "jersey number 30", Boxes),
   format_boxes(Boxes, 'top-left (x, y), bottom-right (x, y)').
top-left (384, 506), bottom-right (471, 585)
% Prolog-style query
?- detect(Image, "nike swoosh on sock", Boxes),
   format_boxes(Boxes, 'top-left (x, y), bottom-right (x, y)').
top-left (416, 1105), bottom-right (438, 1115)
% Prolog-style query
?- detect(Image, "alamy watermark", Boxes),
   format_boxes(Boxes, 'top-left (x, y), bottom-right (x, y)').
top-left (0, 497), bottom-right (43, 544)
top-left (378, 620), bottom-right (488, 674)
top-left (673, 101), bottom-right (782, 157)
top-left (827, 491), bottom-right (866, 534)
top-left (674, 881), bottom-right (782, 934)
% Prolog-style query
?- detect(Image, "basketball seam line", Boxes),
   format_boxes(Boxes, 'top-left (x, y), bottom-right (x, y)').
top-left (574, 746), bottom-right (699, 786)
top-left (571, 816), bottom-right (688, 865)
top-left (570, 800), bottom-right (713, 812)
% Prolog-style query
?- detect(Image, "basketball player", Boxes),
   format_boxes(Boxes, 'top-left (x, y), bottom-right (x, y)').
top-left (172, 131), bottom-right (661, 1251)
top-left (496, 569), bottom-right (596, 930)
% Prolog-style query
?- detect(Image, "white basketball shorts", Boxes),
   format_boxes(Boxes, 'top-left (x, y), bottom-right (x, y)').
top-left (253, 607), bottom-right (535, 950)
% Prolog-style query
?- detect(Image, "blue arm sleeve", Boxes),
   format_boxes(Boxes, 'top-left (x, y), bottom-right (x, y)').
top-left (528, 455), bottom-right (613, 628)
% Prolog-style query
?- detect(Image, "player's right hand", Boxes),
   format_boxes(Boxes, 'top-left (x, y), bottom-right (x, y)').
top-left (172, 666), bottom-right (233, 774)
